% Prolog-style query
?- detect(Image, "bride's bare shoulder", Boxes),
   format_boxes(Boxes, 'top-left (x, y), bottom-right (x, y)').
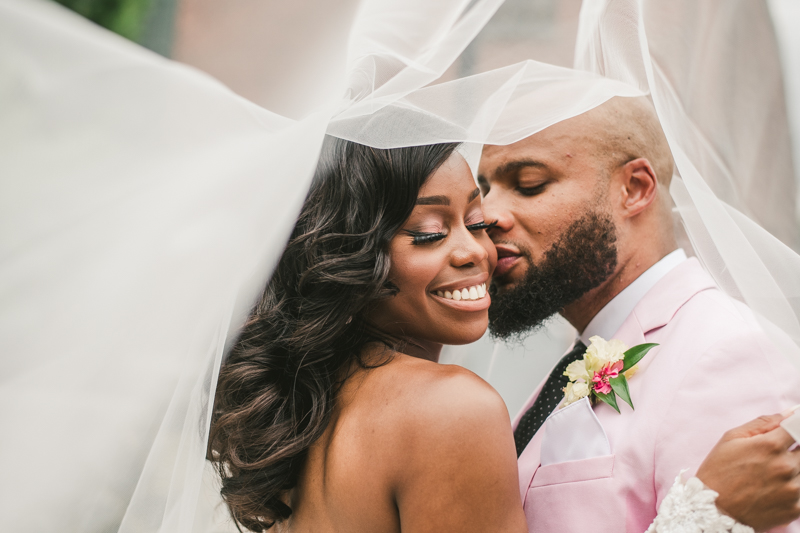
top-left (346, 349), bottom-right (512, 454)
top-left (399, 353), bottom-right (504, 410)
top-left (341, 349), bottom-right (525, 532)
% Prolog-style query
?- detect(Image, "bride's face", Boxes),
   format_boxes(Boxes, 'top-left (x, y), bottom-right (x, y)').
top-left (370, 153), bottom-right (497, 350)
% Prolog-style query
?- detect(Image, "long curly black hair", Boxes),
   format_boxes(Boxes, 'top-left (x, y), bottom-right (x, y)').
top-left (207, 137), bottom-right (459, 531)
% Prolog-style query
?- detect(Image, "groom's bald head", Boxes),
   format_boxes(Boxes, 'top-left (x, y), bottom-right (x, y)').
top-left (479, 96), bottom-right (678, 336)
top-left (579, 96), bottom-right (674, 189)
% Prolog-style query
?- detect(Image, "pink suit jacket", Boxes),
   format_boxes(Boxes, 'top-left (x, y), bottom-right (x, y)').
top-left (514, 258), bottom-right (800, 533)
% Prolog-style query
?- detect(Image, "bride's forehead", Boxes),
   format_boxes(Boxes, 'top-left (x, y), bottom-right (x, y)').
top-left (418, 153), bottom-right (476, 196)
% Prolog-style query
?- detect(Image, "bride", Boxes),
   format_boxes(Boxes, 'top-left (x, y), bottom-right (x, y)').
top-left (207, 137), bottom-right (800, 533)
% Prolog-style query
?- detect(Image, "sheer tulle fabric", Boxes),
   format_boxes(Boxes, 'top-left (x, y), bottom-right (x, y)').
top-left (0, 0), bottom-right (797, 531)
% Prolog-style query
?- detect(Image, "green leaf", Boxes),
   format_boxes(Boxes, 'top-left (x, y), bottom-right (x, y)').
top-left (622, 343), bottom-right (659, 372)
top-left (594, 390), bottom-right (620, 413)
top-left (609, 375), bottom-right (633, 410)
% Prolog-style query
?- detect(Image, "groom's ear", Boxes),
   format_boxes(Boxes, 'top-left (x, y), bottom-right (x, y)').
top-left (617, 157), bottom-right (658, 218)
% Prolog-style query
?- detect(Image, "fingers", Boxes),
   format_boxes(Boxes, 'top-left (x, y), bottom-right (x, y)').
top-left (792, 450), bottom-right (800, 479)
top-left (725, 414), bottom-right (786, 439)
top-left (781, 404), bottom-right (800, 417)
top-left (763, 427), bottom-right (799, 452)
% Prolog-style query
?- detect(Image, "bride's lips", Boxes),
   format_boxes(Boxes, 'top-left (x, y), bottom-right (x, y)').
top-left (494, 245), bottom-right (522, 278)
top-left (429, 273), bottom-right (491, 312)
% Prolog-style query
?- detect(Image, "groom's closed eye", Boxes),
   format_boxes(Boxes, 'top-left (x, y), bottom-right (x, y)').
top-left (516, 183), bottom-right (548, 196)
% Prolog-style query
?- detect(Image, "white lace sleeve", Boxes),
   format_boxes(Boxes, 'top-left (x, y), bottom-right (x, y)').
top-left (645, 473), bottom-right (755, 533)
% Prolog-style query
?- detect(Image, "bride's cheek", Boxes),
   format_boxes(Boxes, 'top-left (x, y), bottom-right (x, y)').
top-left (390, 247), bottom-right (431, 296)
top-left (481, 234), bottom-right (498, 272)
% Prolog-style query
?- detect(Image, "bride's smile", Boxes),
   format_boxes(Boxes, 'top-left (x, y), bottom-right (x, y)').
top-left (368, 152), bottom-right (497, 350)
top-left (430, 275), bottom-right (488, 304)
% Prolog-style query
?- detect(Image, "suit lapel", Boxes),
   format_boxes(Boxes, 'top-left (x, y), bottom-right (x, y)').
top-left (516, 257), bottom-right (718, 502)
top-left (518, 422), bottom-right (545, 504)
top-left (604, 259), bottom-right (717, 384)
top-left (628, 257), bottom-right (716, 335)
top-left (514, 341), bottom-right (583, 502)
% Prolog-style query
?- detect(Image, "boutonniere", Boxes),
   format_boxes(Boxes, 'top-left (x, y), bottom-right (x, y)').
top-left (562, 336), bottom-right (658, 413)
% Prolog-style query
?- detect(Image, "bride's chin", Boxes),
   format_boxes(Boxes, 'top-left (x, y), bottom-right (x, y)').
top-left (439, 318), bottom-right (489, 346)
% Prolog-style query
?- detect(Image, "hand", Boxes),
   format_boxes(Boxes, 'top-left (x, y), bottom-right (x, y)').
top-left (696, 413), bottom-right (800, 531)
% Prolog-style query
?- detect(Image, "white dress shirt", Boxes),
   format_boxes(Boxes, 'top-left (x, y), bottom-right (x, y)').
top-left (578, 249), bottom-right (687, 346)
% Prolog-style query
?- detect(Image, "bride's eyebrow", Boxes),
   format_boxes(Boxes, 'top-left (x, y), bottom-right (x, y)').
top-left (416, 188), bottom-right (480, 206)
top-left (416, 195), bottom-right (449, 206)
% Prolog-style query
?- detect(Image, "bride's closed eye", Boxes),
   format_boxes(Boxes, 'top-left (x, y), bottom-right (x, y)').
top-left (405, 229), bottom-right (447, 245)
top-left (466, 220), bottom-right (497, 232)
top-left (404, 220), bottom-right (497, 245)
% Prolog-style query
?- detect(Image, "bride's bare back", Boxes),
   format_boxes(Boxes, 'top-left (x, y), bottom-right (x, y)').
top-left (287, 349), bottom-right (527, 533)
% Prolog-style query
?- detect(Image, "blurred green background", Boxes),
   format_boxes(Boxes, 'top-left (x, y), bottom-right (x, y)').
top-left (53, 0), bottom-right (177, 56)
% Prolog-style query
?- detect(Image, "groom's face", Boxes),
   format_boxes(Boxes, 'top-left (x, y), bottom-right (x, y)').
top-left (478, 126), bottom-right (619, 338)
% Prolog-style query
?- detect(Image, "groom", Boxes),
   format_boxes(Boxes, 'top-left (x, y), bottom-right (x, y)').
top-left (478, 97), bottom-right (800, 532)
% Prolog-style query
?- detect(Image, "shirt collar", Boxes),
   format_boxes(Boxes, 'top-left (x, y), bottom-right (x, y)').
top-left (578, 249), bottom-right (687, 346)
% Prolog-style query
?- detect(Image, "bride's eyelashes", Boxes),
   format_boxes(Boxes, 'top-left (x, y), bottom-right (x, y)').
top-left (466, 220), bottom-right (498, 232)
top-left (405, 229), bottom-right (446, 245)
top-left (404, 220), bottom-right (497, 245)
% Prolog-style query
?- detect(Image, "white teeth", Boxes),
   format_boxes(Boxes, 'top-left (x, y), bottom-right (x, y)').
top-left (436, 283), bottom-right (488, 301)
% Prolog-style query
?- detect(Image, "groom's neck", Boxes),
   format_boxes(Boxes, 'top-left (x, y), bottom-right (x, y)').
top-left (560, 244), bottom-right (677, 333)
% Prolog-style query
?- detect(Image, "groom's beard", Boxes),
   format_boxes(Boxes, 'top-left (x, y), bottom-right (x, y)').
top-left (487, 211), bottom-right (618, 341)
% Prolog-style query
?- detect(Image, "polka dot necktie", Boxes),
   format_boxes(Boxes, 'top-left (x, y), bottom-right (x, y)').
top-left (513, 340), bottom-right (587, 457)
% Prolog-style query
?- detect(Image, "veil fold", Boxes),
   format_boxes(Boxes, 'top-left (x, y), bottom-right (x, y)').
top-left (1, 0), bottom-right (798, 531)
top-left (573, 0), bottom-right (800, 368)
top-left (0, 0), bottom-right (347, 530)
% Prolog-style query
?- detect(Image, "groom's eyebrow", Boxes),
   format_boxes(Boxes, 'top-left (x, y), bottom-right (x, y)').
top-left (497, 159), bottom-right (549, 176)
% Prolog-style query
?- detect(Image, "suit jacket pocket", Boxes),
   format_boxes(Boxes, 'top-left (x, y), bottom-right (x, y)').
top-left (540, 397), bottom-right (611, 467)
top-left (525, 455), bottom-right (624, 533)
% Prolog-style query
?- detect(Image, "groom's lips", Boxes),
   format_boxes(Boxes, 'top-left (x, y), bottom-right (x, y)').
top-left (494, 245), bottom-right (521, 278)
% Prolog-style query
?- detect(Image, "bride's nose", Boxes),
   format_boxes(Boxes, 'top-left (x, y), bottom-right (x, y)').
top-left (450, 228), bottom-right (489, 268)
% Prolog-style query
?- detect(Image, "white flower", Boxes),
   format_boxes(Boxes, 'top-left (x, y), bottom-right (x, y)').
top-left (564, 359), bottom-right (590, 382)
top-left (585, 335), bottom-right (628, 374)
top-left (562, 381), bottom-right (591, 407)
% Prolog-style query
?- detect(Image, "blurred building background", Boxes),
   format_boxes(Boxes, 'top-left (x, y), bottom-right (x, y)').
top-left (53, 0), bottom-right (176, 55)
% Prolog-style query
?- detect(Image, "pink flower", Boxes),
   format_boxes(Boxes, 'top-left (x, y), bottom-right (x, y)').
top-left (592, 360), bottom-right (624, 395)
top-left (593, 380), bottom-right (612, 395)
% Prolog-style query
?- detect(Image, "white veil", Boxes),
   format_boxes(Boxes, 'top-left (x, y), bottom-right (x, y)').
top-left (1, 0), bottom-right (798, 531)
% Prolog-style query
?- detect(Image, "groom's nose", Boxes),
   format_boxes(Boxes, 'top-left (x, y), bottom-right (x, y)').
top-left (482, 193), bottom-right (514, 238)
